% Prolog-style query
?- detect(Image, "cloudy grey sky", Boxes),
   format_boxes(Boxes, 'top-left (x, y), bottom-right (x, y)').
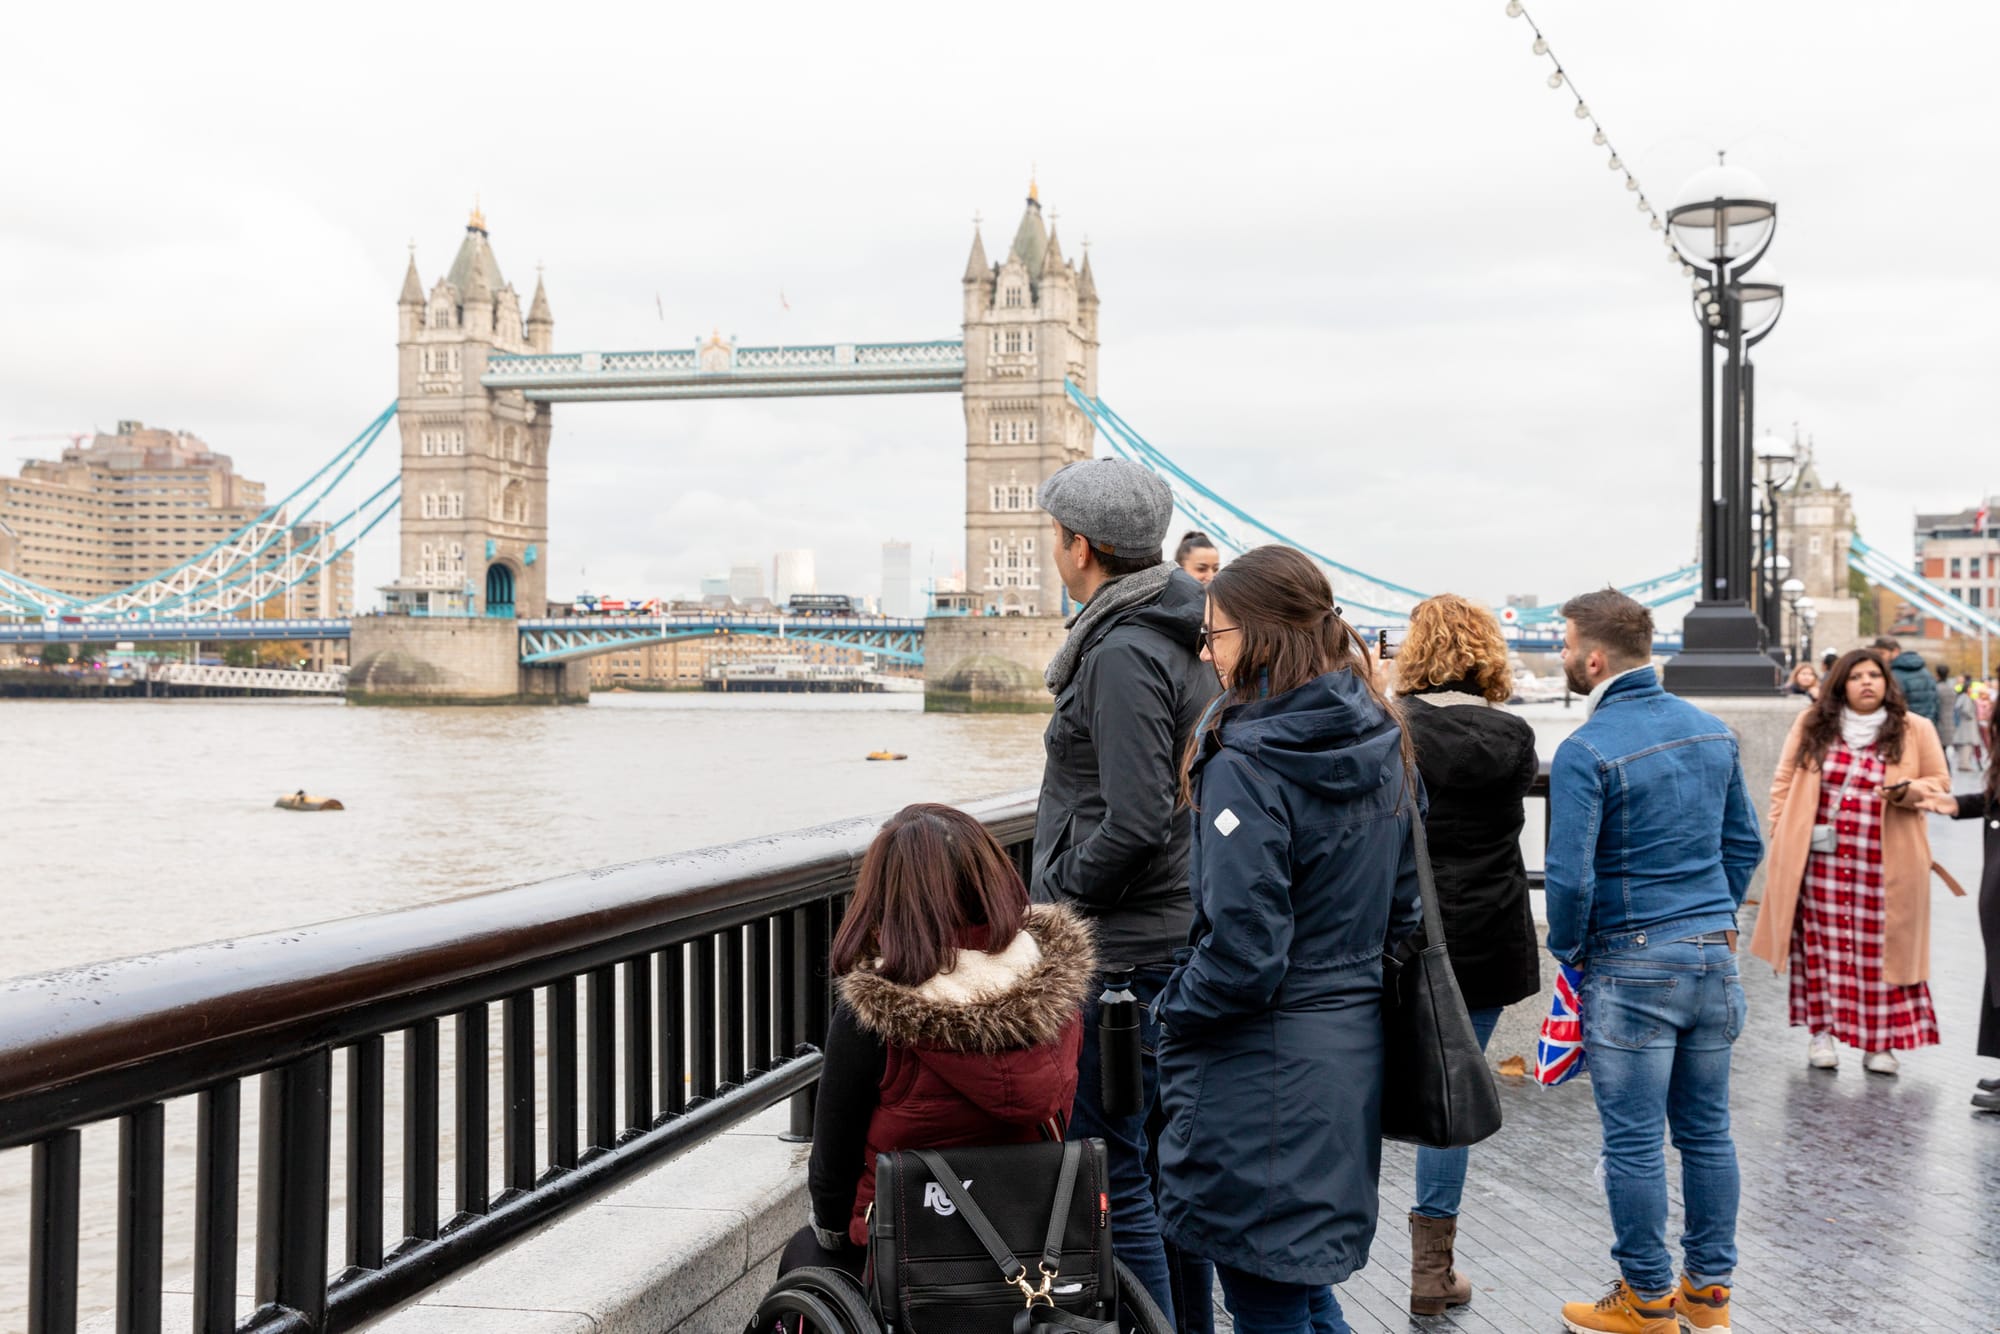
top-left (4, 1), bottom-right (1995, 611)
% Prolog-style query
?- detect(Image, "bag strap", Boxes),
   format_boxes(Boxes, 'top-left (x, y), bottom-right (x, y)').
top-left (912, 1145), bottom-right (1083, 1309)
top-left (911, 1149), bottom-right (1027, 1284)
top-left (1400, 793), bottom-right (1445, 950)
top-left (1039, 1141), bottom-right (1083, 1277)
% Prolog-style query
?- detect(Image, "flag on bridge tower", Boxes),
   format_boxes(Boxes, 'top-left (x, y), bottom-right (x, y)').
top-left (1976, 503), bottom-right (1989, 534)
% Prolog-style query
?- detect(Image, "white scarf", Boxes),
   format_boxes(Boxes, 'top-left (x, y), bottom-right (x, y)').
top-left (1582, 665), bottom-right (1651, 720)
top-left (1840, 705), bottom-right (1888, 751)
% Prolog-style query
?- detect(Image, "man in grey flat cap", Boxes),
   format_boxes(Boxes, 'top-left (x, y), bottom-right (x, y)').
top-left (1032, 457), bottom-right (1218, 1329)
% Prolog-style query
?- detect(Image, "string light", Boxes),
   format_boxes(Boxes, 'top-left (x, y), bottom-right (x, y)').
top-left (1507, 1), bottom-right (1667, 256)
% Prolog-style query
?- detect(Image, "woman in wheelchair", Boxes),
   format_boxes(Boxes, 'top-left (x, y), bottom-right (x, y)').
top-left (779, 802), bottom-right (1097, 1284)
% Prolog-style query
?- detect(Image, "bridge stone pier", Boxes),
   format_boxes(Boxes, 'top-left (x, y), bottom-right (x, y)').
top-left (347, 615), bottom-right (588, 704)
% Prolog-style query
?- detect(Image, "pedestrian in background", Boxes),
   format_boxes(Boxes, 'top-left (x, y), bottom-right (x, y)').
top-left (1751, 649), bottom-right (1955, 1076)
top-left (1156, 544), bottom-right (1422, 1334)
top-left (1916, 751), bottom-right (2000, 1111)
top-left (1874, 636), bottom-right (1948, 738)
top-left (1175, 531), bottom-right (1222, 585)
top-left (1787, 663), bottom-right (1819, 699)
top-left (1032, 458), bottom-right (1218, 1326)
top-left (1951, 674), bottom-right (1984, 770)
top-left (1391, 593), bottom-right (1540, 1316)
top-left (1546, 589), bottom-right (1762, 1334)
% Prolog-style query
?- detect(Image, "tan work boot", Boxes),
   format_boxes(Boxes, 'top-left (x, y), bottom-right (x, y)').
top-left (1560, 1279), bottom-right (1677, 1334)
top-left (1407, 1212), bottom-right (1473, 1315)
top-left (1676, 1276), bottom-right (1731, 1333)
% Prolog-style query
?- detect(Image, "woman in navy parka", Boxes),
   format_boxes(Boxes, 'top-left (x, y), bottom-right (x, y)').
top-left (1155, 545), bottom-right (1423, 1334)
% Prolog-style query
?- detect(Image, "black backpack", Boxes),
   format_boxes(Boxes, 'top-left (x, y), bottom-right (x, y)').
top-left (869, 1141), bottom-right (1113, 1334)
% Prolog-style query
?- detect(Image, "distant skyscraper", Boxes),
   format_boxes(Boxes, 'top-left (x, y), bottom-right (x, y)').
top-left (728, 561), bottom-right (764, 602)
top-left (880, 540), bottom-right (914, 618)
top-left (773, 549), bottom-right (817, 604)
top-left (700, 575), bottom-right (730, 599)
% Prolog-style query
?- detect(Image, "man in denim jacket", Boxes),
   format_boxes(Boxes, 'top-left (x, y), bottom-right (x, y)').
top-left (1545, 590), bottom-right (1764, 1334)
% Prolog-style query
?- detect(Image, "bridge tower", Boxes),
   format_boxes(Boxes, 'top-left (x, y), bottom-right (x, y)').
top-left (960, 181), bottom-right (1100, 615)
top-left (393, 208), bottom-right (554, 618)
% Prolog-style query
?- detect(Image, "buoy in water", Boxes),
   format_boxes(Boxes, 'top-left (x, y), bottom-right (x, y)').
top-left (276, 793), bottom-right (345, 811)
top-left (865, 751), bottom-right (908, 762)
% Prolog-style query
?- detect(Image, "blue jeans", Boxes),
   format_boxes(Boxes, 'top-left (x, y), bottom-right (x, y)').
top-left (1071, 965), bottom-right (1178, 1325)
top-left (1580, 934), bottom-right (1746, 1295)
top-left (1213, 1265), bottom-right (1349, 1334)
top-left (1412, 1005), bottom-right (1504, 1218)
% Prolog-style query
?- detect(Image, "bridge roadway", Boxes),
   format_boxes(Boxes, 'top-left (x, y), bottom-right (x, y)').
top-left (0, 613), bottom-right (1680, 666)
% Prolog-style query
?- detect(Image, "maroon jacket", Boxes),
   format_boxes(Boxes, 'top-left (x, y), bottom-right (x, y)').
top-left (809, 904), bottom-right (1095, 1247)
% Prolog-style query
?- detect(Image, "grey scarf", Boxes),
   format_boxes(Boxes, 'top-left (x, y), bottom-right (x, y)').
top-left (1045, 561), bottom-right (1176, 694)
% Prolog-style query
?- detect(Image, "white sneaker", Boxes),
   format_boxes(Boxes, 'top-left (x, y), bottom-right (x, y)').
top-left (1808, 1032), bottom-right (1838, 1069)
top-left (1864, 1050), bottom-right (1900, 1076)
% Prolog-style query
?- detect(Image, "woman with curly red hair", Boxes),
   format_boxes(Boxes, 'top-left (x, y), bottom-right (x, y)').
top-left (1391, 594), bottom-right (1541, 1316)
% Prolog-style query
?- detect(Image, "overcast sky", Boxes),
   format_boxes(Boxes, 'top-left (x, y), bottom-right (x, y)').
top-left (4, 1), bottom-right (1995, 612)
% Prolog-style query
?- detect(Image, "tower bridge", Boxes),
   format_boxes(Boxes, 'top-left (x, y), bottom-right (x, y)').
top-left (3, 181), bottom-right (1754, 706)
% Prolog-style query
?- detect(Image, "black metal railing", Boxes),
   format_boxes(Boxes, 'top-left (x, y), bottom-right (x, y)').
top-left (0, 792), bottom-right (1037, 1334)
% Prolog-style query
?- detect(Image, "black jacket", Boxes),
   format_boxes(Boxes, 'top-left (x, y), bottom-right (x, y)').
top-left (1947, 793), bottom-right (2000, 1025)
top-left (1401, 683), bottom-right (1542, 1010)
top-left (1031, 570), bottom-right (1218, 967)
top-left (1890, 651), bottom-right (1948, 736)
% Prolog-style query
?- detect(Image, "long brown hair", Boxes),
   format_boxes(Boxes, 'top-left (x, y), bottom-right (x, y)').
top-left (830, 803), bottom-right (1028, 987)
top-left (1177, 544), bottom-right (1412, 806)
top-left (1796, 647), bottom-right (1909, 769)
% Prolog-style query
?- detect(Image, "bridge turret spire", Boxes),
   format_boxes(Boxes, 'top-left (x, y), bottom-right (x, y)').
top-left (399, 250), bottom-right (424, 307)
top-left (1008, 191), bottom-right (1047, 279)
top-left (526, 269), bottom-right (554, 353)
top-left (962, 226), bottom-right (990, 284)
top-left (1078, 248), bottom-right (1098, 306)
top-left (1040, 225), bottom-right (1066, 278)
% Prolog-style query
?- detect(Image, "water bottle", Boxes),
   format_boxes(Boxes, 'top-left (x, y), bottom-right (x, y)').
top-left (1097, 966), bottom-right (1143, 1119)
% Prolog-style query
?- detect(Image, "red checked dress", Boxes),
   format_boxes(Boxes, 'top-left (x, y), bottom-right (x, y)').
top-left (1787, 739), bottom-right (1941, 1049)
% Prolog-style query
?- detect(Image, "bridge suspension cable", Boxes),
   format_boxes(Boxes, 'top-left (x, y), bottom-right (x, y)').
top-left (1849, 534), bottom-right (2000, 639)
top-left (0, 405), bottom-right (399, 621)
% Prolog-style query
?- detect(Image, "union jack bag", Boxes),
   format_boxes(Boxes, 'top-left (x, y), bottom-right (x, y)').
top-left (1534, 962), bottom-right (1587, 1086)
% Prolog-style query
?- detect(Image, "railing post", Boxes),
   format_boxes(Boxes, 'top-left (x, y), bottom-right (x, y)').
top-left (346, 1036), bottom-right (386, 1270)
top-left (29, 1129), bottom-right (81, 1334)
top-left (194, 1082), bottom-right (241, 1332)
top-left (256, 1050), bottom-right (332, 1327)
top-left (116, 1102), bottom-right (165, 1334)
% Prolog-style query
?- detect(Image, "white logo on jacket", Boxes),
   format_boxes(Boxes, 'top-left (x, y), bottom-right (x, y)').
top-left (922, 1180), bottom-right (974, 1217)
top-left (1213, 808), bottom-right (1240, 837)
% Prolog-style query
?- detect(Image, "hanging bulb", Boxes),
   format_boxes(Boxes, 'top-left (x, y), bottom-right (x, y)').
top-left (1607, 155), bottom-right (1622, 170)
top-left (1637, 198), bottom-right (1651, 211)
top-left (1548, 70), bottom-right (1564, 89)
top-left (1574, 101), bottom-right (1590, 119)
top-left (1592, 129), bottom-right (1606, 146)
top-left (1650, 217), bottom-right (1663, 230)
top-left (1532, 36), bottom-right (1548, 54)
top-left (1506, 0), bottom-right (1523, 16)
top-left (1625, 175), bottom-right (1639, 191)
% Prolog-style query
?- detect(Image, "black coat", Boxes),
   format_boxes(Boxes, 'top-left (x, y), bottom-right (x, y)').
top-left (1155, 670), bottom-right (1423, 1285)
top-left (1032, 570), bottom-right (1219, 967)
top-left (1947, 792), bottom-right (2000, 1059)
top-left (1401, 684), bottom-right (1542, 1010)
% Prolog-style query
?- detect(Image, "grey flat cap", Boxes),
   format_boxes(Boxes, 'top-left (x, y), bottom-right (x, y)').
top-left (1037, 458), bottom-right (1175, 557)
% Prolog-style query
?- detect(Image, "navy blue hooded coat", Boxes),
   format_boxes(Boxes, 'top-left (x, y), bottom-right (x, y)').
top-left (1154, 668), bottom-right (1423, 1286)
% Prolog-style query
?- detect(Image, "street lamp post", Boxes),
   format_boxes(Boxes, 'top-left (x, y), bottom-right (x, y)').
top-left (1756, 430), bottom-right (1799, 650)
top-left (1661, 156), bottom-right (1788, 696)
top-left (1781, 578), bottom-right (1806, 666)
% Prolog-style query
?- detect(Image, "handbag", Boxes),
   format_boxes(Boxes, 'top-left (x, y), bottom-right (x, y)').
top-left (1379, 801), bottom-right (1505, 1149)
top-left (869, 1140), bottom-right (1115, 1334)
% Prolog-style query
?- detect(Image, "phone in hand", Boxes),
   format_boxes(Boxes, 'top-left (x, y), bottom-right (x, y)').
top-left (1378, 629), bottom-right (1404, 661)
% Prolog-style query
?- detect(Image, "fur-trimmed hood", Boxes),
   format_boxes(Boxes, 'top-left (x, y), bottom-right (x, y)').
top-left (837, 903), bottom-right (1096, 1053)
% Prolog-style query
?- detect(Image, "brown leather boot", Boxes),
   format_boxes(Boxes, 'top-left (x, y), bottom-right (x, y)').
top-left (1409, 1211), bottom-right (1473, 1315)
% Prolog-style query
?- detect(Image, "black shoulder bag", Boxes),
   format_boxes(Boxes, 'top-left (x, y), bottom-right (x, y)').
top-left (1379, 801), bottom-right (1506, 1149)
top-left (870, 1141), bottom-right (1114, 1334)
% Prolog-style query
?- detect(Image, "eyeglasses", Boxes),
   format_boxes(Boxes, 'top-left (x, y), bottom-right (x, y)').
top-left (1197, 626), bottom-right (1240, 653)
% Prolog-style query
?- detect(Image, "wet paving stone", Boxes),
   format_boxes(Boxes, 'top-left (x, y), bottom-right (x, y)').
top-left (1212, 816), bottom-right (2000, 1332)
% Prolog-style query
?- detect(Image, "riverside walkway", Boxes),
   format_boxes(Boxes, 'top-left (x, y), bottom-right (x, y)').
top-left (1311, 813), bottom-right (2000, 1334)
